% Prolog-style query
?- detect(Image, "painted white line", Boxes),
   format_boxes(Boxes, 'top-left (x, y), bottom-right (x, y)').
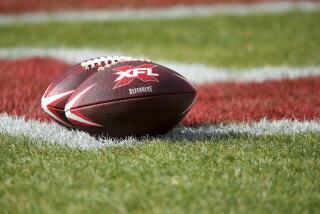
top-left (0, 47), bottom-right (121, 64)
top-left (165, 119), bottom-right (320, 141)
top-left (0, 1), bottom-right (319, 25)
top-left (1, 47), bottom-right (320, 83)
top-left (164, 62), bottom-right (320, 84)
top-left (0, 113), bottom-right (319, 150)
top-left (0, 113), bottom-right (139, 150)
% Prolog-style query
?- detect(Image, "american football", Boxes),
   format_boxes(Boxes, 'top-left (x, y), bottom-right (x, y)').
top-left (64, 59), bottom-right (197, 137)
top-left (41, 56), bottom-right (133, 127)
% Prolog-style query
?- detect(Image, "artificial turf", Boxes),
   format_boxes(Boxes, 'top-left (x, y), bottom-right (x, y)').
top-left (0, 133), bottom-right (319, 213)
top-left (0, 11), bottom-right (319, 68)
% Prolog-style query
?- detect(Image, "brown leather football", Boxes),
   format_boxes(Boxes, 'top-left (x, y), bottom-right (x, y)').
top-left (64, 60), bottom-right (197, 137)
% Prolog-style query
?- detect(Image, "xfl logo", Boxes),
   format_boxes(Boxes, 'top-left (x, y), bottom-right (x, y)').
top-left (113, 64), bottom-right (159, 89)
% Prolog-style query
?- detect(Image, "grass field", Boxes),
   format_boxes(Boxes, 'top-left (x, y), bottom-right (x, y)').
top-left (1, 10), bottom-right (320, 213)
top-left (0, 11), bottom-right (319, 68)
top-left (1, 133), bottom-right (320, 213)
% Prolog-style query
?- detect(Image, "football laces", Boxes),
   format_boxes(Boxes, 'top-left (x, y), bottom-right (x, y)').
top-left (80, 56), bottom-right (135, 70)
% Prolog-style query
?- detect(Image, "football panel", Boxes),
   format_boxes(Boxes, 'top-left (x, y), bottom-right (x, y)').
top-left (66, 93), bottom-right (196, 137)
top-left (66, 61), bottom-right (197, 110)
top-left (41, 56), bottom-right (137, 126)
top-left (43, 64), bottom-right (97, 110)
top-left (44, 64), bottom-right (82, 98)
top-left (46, 106), bottom-right (74, 128)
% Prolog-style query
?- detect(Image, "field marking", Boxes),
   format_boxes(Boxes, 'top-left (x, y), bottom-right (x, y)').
top-left (1, 113), bottom-right (319, 150)
top-left (0, 1), bottom-right (320, 25)
top-left (1, 47), bottom-right (320, 84)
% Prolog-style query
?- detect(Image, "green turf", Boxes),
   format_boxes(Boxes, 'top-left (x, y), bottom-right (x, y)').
top-left (1, 133), bottom-right (319, 213)
top-left (0, 11), bottom-right (319, 68)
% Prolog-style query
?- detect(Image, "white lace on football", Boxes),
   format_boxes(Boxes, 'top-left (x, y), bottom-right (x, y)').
top-left (80, 56), bottom-right (135, 70)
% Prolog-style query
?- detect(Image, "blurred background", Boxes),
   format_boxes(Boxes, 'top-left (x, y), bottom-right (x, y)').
top-left (1, 0), bottom-right (318, 69)
top-left (0, 0), bottom-right (293, 13)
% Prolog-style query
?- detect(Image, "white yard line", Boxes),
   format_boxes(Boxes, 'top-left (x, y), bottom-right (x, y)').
top-left (0, 114), bottom-right (319, 150)
top-left (0, 47), bottom-right (122, 64)
top-left (1, 47), bottom-right (319, 84)
top-left (0, 1), bottom-right (319, 25)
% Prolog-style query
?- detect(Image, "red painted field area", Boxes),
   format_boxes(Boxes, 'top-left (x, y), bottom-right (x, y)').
top-left (1, 58), bottom-right (319, 126)
top-left (186, 78), bottom-right (320, 125)
top-left (1, 0), bottom-right (270, 14)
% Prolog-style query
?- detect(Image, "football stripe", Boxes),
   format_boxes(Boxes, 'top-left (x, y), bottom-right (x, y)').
top-left (64, 84), bottom-right (96, 112)
top-left (41, 106), bottom-right (71, 127)
top-left (66, 109), bottom-right (102, 127)
top-left (41, 90), bottom-right (75, 127)
top-left (41, 90), bottom-right (74, 107)
top-left (65, 84), bottom-right (102, 127)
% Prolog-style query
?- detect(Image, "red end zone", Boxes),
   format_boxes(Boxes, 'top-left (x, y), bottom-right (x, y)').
top-left (0, 58), bottom-right (68, 122)
top-left (0, 57), bottom-right (319, 126)
top-left (186, 78), bottom-right (320, 125)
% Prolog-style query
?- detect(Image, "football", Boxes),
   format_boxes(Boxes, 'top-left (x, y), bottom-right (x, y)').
top-left (64, 59), bottom-right (197, 137)
top-left (41, 56), bottom-right (133, 127)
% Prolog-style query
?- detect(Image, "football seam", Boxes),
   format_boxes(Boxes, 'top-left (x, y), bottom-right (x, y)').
top-left (81, 56), bottom-right (151, 70)
top-left (45, 105), bottom-right (65, 111)
top-left (65, 92), bottom-right (197, 111)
